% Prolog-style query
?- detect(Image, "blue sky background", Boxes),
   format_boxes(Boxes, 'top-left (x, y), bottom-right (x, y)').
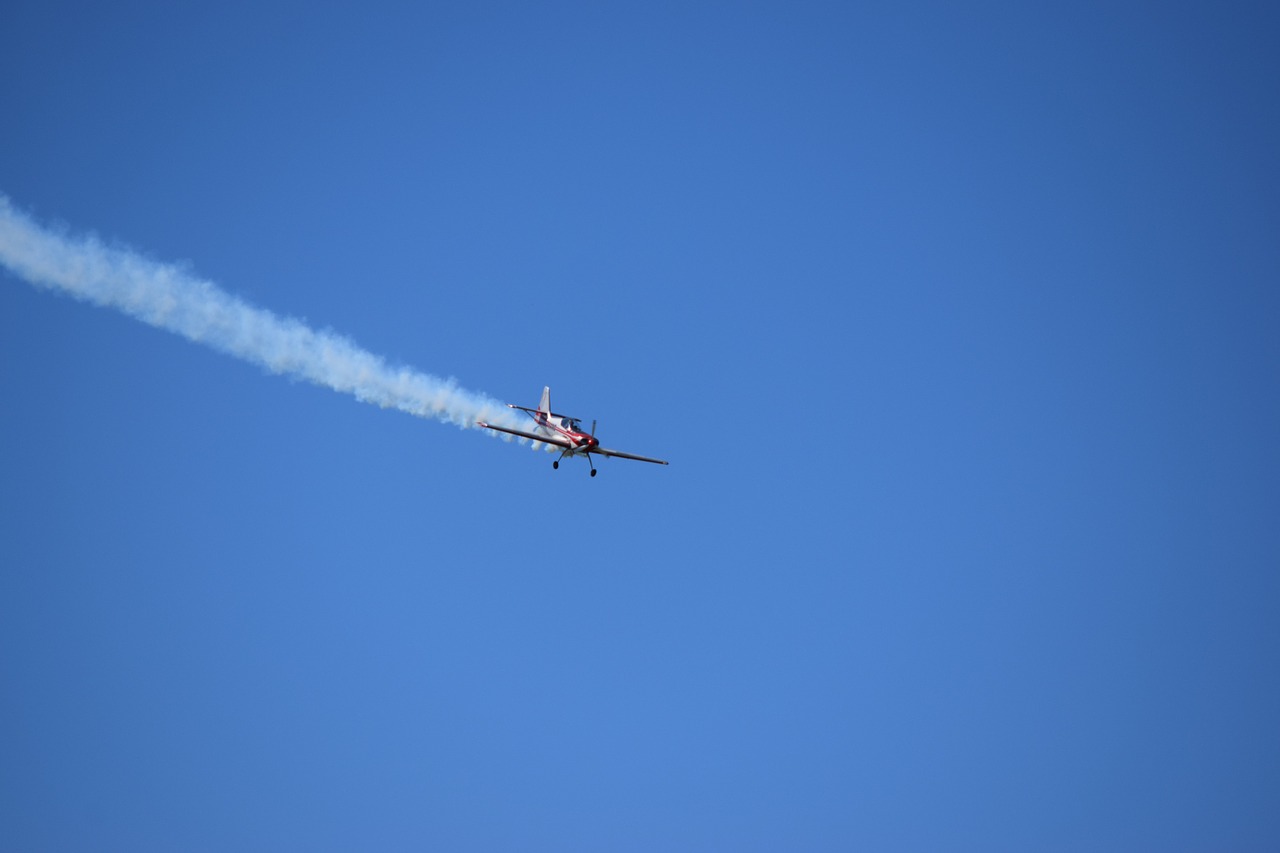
top-left (2, 2), bottom-right (1278, 850)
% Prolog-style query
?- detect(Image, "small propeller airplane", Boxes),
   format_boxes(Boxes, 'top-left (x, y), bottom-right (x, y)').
top-left (478, 387), bottom-right (669, 477)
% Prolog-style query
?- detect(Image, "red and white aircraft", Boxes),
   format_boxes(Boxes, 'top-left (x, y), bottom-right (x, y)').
top-left (479, 387), bottom-right (669, 477)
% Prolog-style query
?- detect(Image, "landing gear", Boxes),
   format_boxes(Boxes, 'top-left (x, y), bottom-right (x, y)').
top-left (552, 448), bottom-right (598, 477)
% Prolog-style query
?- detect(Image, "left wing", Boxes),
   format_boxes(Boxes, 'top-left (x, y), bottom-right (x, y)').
top-left (477, 422), bottom-right (573, 449)
top-left (592, 446), bottom-right (669, 465)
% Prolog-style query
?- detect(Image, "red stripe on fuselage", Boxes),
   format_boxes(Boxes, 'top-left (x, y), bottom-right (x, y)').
top-left (530, 412), bottom-right (597, 451)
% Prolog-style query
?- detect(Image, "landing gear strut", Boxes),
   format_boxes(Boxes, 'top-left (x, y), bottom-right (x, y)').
top-left (552, 452), bottom-right (598, 477)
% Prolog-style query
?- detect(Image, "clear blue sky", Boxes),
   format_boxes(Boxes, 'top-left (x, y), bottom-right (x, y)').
top-left (3, 2), bottom-right (1278, 850)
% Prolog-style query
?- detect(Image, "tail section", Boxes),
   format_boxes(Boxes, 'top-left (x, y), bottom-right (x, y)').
top-left (539, 386), bottom-right (551, 414)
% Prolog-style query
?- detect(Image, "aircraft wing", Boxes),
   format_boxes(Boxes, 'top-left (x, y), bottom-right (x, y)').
top-left (477, 422), bottom-right (573, 449)
top-left (592, 446), bottom-right (669, 465)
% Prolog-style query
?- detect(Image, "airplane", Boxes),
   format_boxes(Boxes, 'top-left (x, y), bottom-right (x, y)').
top-left (478, 386), bottom-right (669, 477)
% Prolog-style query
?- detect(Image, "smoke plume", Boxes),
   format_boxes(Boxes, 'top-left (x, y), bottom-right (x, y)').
top-left (0, 196), bottom-right (526, 436)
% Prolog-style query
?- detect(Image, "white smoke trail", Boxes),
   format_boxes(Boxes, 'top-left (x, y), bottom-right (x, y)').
top-left (0, 196), bottom-right (528, 437)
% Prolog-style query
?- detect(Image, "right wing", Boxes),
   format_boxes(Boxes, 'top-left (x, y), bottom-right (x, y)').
top-left (593, 446), bottom-right (669, 465)
top-left (477, 422), bottom-right (572, 449)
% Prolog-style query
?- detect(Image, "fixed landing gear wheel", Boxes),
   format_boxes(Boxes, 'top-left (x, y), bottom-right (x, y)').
top-left (590, 469), bottom-right (597, 477)
top-left (553, 460), bottom-right (559, 469)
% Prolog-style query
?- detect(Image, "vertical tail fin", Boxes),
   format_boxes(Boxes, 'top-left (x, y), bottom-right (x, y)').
top-left (539, 386), bottom-right (551, 414)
